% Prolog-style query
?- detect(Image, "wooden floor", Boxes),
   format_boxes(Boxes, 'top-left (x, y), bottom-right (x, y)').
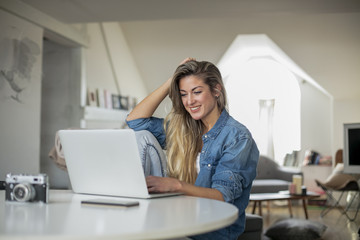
top-left (246, 200), bottom-right (360, 240)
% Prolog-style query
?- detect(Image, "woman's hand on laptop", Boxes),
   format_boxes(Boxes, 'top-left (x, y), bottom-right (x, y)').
top-left (146, 176), bottom-right (182, 193)
top-left (146, 176), bottom-right (224, 201)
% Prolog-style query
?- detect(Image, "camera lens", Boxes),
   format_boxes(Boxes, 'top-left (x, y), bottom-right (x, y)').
top-left (13, 183), bottom-right (36, 202)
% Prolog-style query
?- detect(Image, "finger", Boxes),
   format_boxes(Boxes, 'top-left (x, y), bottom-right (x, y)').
top-left (180, 57), bottom-right (196, 65)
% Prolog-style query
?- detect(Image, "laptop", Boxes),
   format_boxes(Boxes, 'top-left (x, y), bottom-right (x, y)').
top-left (58, 129), bottom-right (181, 199)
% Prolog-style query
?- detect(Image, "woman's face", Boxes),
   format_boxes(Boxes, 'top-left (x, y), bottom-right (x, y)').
top-left (179, 75), bottom-right (220, 126)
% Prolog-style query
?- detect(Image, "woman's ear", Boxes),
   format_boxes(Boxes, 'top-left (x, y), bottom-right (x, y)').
top-left (214, 84), bottom-right (222, 96)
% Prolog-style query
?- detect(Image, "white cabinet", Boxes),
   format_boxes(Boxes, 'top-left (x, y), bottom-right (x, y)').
top-left (301, 165), bottom-right (332, 192)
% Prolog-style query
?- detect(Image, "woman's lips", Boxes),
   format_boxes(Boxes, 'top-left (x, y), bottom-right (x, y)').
top-left (190, 106), bottom-right (201, 113)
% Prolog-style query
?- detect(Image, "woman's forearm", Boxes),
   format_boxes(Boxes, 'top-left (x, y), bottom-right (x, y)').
top-left (179, 181), bottom-right (224, 201)
top-left (127, 57), bottom-right (194, 121)
top-left (126, 78), bottom-right (171, 121)
top-left (145, 176), bottom-right (224, 201)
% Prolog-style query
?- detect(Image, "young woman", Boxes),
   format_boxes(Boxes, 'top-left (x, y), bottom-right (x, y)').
top-left (126, 58), bottom-right (259, 240)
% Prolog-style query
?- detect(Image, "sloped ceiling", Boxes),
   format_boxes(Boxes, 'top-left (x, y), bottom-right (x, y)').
top-left (20, 0), bottom-right (360, 23)
top-left (20, 0), bottom-right (360, 100)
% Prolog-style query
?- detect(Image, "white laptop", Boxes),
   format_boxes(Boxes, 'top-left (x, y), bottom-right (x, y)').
top-left (58, 129), bottom-right (181, 199)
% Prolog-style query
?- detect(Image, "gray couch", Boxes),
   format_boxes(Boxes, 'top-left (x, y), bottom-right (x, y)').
top-left (238, 213), bottom-right (263, 240)
top-left (238, 156), bottom-right (302, 240)
top-left (251, 155), bottom-right (303, 193)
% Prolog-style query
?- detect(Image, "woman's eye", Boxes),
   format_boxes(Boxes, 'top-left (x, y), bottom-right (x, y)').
top-left (194, 91), bottom-right (202, 95)
top-left (180, 93), bottom-right (187, 97)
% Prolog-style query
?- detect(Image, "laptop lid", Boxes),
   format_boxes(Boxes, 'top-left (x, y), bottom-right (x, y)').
top-left (58, 129), bottom-right (178, 199)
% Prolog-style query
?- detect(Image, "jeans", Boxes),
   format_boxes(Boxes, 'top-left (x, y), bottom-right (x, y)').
top-left (134, 130), bottom-right (167, 177)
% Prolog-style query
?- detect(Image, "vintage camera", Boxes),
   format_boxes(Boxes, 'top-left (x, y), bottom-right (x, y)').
top-left (5, 173), bottom-right (49, 203)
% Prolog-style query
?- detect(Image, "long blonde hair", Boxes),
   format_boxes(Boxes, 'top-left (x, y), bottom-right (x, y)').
top-left (164, 60), bottom-right (227, 184)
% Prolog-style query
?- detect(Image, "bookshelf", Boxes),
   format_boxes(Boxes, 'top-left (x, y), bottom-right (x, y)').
top-left (81, 106), bottom-right (129, 129)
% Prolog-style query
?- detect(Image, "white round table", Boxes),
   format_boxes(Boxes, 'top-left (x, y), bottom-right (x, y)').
top-left (0, 190), bottom-right (238, 239)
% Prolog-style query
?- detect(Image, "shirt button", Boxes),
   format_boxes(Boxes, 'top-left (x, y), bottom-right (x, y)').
top-left (204, 135), bottom-right (207, 138)
top-left (207, 164), bottom-right (211, 167)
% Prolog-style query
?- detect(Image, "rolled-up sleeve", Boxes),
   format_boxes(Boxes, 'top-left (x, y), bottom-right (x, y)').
top-left (212, 135), bottom-right (258, 203)
top-left (126, 117), bottom-right (166, 148)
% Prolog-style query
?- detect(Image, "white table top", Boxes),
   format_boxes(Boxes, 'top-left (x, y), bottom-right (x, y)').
top-left (0, 190), bottom-right (238, 240)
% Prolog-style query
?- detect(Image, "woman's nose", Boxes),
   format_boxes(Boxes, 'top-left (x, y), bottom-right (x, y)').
top-left (187, 94), bottom-right (195, 105)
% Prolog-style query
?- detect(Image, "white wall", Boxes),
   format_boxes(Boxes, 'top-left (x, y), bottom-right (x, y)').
top-left (0, 9), bottom-right (43, 179)
top-left (299, 78), bottom-right (332, 162)
top-left (83, 22), bottom-right (147, 102)
top-left (40, 40), bottom-right (83, 189)
top-left (0, 7), bottom-right (148, 184)
top-left (120, 12), bottom-right (360, 101)
top-left (120, 12), bottom-right (360, 164)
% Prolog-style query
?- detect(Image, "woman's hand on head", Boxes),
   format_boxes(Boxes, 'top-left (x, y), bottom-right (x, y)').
top-left (146, 176), bottom-right (182, 193)
top-left (179, 57), bottom-right (196, 65)
top-left (164, 58), bottom-right (196, 87)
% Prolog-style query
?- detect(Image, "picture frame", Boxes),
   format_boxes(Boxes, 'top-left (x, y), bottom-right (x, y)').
top-left (119, 96), bottom-right (129, 110)
top-left (111, 94), bottom-right (121, 109)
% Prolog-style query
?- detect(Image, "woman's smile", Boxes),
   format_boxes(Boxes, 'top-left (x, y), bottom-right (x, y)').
top-left (190, 106), bottom-right (201, 113)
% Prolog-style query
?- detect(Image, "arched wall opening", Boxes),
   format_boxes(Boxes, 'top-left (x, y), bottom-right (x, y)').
top-left (226, 58), bottom-right (301, 164)
top-left (218, 34), bottom-right (333, 166)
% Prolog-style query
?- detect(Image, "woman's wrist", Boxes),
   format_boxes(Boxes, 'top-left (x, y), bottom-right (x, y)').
top-left (163, 77), bottom-right (172, 93)
top-left (176, 180), bottom-right (185, 193)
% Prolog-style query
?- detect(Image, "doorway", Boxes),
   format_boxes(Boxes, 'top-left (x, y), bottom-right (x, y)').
top-left (40, 38), bottom-right (83, 189)
top-left (226, 58), bottom-right (301, 165)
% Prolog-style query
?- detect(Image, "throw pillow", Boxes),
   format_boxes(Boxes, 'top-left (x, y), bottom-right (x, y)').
top-left (265, 218), bottom-right (327, 240)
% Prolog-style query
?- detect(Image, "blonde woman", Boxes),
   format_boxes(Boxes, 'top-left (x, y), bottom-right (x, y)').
top-left (126, 58), bottom-right (259, 240)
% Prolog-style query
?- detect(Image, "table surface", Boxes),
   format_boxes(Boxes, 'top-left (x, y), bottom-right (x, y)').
top-left (250, 191), bottom-right (320, 201)
top-left (249, 191), bottom-right (321, 219)
top-left (0, 190), bottom-right (238, 240)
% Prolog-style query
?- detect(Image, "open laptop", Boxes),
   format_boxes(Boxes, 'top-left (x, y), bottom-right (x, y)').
top-left (58, 129), bottom-right (181, 199)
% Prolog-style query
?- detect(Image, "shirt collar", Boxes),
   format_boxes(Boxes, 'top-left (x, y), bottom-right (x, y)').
top-left (202, 109), bottom-right (229, 140)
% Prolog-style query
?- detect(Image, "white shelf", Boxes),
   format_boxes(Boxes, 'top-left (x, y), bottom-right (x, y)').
top-left (83, 106), bottom-right (129, 121)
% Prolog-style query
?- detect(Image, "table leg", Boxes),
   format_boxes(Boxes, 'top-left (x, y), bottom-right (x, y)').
top-left (302, 199), bottom-right (308, 219)
top-left (252, 201), bottom-right (257, 214)
top-left (259, 201), bottom-right (262, 216)
top-left (287, 200), bottom-right (293, 217)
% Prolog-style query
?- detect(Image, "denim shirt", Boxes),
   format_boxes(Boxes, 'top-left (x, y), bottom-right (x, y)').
top-left (127, 110), bottom-right (259, 240)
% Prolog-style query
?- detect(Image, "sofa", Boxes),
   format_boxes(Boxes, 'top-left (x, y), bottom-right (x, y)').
top-left (251, 155), bottom-right (303, 193)
top-left (239, 156), bottom-right (302, 240)
top-left (238, 213), bottom-right (263, 240)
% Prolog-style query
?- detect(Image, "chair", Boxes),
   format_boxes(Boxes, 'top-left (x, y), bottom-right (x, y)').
top-left (315, 169), bottom-right (360, 221)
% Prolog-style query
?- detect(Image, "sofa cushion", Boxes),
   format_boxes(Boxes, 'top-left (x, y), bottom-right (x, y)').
top-left (251, 179), bottom-right (289, 193)
top-left (237, 214), bottom-right (263, 240)
top-left (264, 218), bottom-right (327, 240)
top-left (256, 156), bottom-right (280, 179)
top-left (244, 213), bottom-right (263, 232)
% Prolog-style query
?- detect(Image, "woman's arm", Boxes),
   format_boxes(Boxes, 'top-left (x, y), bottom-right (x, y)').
top-left (146, 176), bottom-right (224, 201)
top-left (126, 77), bottom-right (171, 121)
top-left (126, 58), bottom-right (195, 121)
